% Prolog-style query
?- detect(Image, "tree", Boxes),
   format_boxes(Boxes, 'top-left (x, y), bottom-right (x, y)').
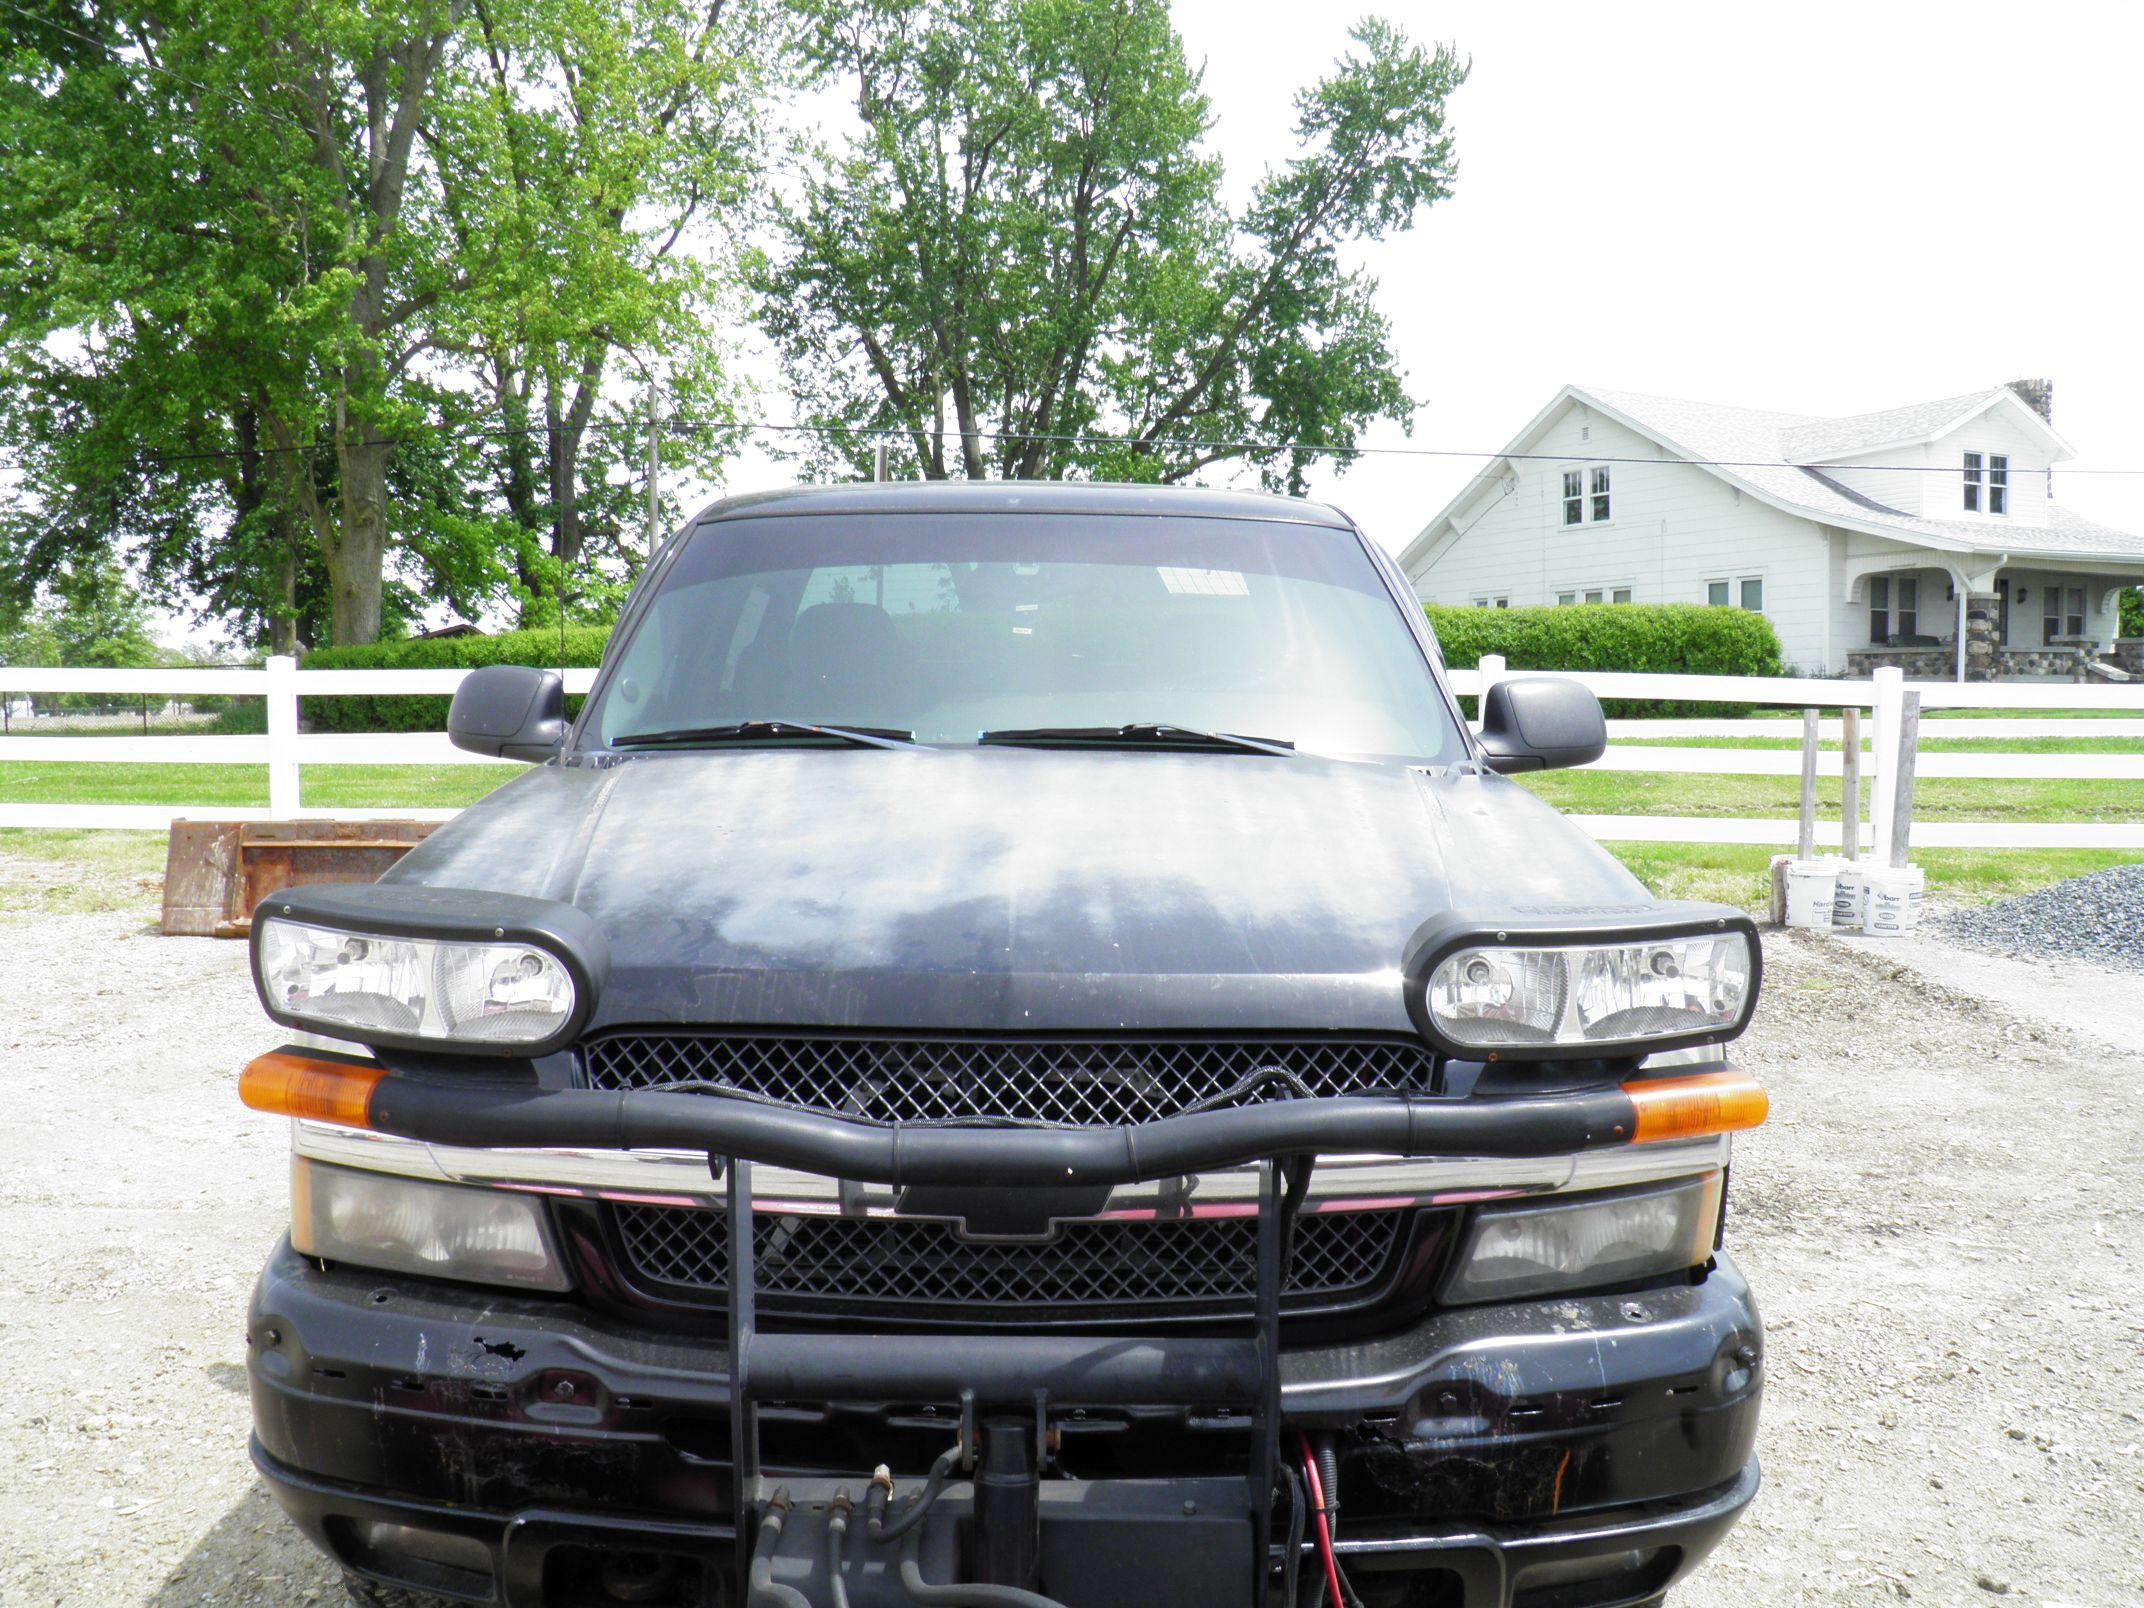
top-left (0, 0), bottom-right (774, 648)
top-left (759, 0), bottom-right (1464, 489)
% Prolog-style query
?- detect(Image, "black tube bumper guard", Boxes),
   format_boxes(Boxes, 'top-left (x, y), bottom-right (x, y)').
top-left (264, 1055), bottom-right (1761, 1607)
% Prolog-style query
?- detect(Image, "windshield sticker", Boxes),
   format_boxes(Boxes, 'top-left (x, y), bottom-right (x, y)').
top-left (1157, 567), bottom-right (1250, 597)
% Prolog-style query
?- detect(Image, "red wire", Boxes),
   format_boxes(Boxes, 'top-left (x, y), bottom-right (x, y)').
top-left (1299, 1433), bottom-right (1345, 1608)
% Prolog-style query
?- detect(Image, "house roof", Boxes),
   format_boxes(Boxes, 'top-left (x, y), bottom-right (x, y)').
top-left (1401, 384), bottom-right (2144, 573)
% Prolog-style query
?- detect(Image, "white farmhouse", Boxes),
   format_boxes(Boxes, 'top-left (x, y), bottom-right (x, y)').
top-left (1398, 380), bottom-right (2144, 680)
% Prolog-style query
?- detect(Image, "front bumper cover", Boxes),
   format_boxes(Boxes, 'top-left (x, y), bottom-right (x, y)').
top-left (248, 1241), bottom-right (1762, 1606)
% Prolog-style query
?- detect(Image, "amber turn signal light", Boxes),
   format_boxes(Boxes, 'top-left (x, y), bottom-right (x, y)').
top-left (1621, 1068), bottom-right (1768, 1144)
top-left (239, 1049), bottom-right (384, 1129)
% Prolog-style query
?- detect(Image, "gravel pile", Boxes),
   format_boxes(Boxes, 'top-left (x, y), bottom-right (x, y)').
top-left (1936, 863), bottom-right (2144, 971)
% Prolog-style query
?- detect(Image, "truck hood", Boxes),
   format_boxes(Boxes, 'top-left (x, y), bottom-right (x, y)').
top-left (387, 749), bottom-right (1649, 1034)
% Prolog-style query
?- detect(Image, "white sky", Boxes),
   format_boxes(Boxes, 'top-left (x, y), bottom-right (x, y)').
top-left (715, 0), bottom-right (2144, 554)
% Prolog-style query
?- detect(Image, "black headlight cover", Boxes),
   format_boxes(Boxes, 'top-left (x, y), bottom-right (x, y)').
top-left (1402, 902), bottom-right (1762, 1062)
top-left (248, 883), bottom-right (608, 1057)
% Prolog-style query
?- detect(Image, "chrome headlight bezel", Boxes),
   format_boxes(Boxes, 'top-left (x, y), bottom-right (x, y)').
top-left (249, 883), bottom-right (607, 1057)
top-left (1405, 904), bottom-right (1761, 1062)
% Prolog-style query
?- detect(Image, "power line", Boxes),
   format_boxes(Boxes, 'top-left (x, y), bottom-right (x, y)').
top-left (92, 409), bottom-right (2144, 477)
top-left (0, 0), bottom-right (314, 133)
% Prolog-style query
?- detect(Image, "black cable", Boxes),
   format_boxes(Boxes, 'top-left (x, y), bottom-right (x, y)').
top-left (868, 1447), bottom-right (959, 1543)
top-left (1279, 1461), bottom-right (1307, 1608)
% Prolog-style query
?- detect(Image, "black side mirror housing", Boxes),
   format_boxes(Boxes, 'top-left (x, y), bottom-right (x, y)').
top-left (1476, 677), bottom-right (1606, 773)
top-left (448, 663), bottom-right (567, 761)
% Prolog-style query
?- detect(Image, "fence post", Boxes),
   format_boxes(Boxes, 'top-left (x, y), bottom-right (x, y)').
top-left (1890, 691), bottom-right (1921, 867)
top-left (1840, 707), bottom-right (1860, 861)
top-left (265, 654), bottom-right (300, 818)
top-left (1797, 708), bottom-right (1818, 859)
top-left (1868, 666), bottom-right (1904, 865)
top-left (1476, 653), bottom-right (1505, 725)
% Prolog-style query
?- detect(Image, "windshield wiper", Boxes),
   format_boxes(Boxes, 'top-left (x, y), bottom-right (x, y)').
top-left (977, 722), bottom-right (1295, 757)
top-left (611, 720), bottom-right (921, 752)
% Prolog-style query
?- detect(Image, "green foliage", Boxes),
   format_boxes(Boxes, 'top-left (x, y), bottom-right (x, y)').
top-left (1426, 603), bottom-right (1784, 717)
top-left (302, 626), bottom-right (611, 731)
top-left (761, 2), bottom-right (1465, 488)
top-left (2121, 585), bottom-right (2142, 639)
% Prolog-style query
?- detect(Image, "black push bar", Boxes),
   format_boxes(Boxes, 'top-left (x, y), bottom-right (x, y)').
top-left (363, 1072), bottom-right (1648, 1185)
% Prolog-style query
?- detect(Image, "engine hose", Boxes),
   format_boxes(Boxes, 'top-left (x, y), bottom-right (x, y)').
top-left (897, 1531), bottom-right (1071, 1608)
top-left (869, 1447), bottom-right (960, 1543)
top-left (746, 1490), bottom-right (814, 1608)
top-left (828, 1489), bottom-right (853, 1608)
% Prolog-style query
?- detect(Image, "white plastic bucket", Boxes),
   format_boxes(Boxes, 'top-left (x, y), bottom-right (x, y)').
top-left (1832, 862), bottom-right (1867, 930)
top-left (1782, 859), bottom-right (1837, 929)
top-left (1863, 864), bottom-right (1926, 936)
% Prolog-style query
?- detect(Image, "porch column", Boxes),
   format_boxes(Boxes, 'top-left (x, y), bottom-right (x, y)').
top-left (1963, 592), bottom-right (2002, 683)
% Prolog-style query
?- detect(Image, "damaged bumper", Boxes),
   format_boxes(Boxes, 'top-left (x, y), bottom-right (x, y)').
top-left (248, 1239), bottom-right (1762, 1606)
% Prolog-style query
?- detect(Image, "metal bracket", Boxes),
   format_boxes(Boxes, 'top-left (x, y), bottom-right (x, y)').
top-left (1248, 1157), bottom-right (1295, 1602)
top-left (725, 1154), bottom-right (758, 1606)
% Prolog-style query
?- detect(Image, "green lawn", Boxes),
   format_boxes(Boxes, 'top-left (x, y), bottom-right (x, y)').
top-left (0, 761), bottom-right (518, 809)
top-left (1518, 769), bottom-right (2144, 823)
top-left (1609, 734), bottom-right (2143, 755)
top-left (1610, 841), bottom-right (2143, 912)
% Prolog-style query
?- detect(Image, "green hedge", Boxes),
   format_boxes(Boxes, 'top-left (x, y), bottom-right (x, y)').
top-left (1426, 603), bottom-right (1784, 718)
top-left (303, 626), bottom-right (611, 732)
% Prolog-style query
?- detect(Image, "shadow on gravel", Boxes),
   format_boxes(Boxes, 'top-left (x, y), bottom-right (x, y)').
top-left (147, 1480), bottom-right (340, 1607)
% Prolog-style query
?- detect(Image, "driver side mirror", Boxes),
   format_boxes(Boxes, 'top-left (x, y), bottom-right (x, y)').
top-left (448, 663), bottom-right (567, 761)
top-left (1476, 677), bottom-right (1606, 773)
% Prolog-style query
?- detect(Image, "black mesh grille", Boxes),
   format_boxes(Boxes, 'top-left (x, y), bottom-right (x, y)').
top-left (580, 1034), bottom-right (1436, 1125)
top-left (613, 1205), bottom-right (1412, 1318)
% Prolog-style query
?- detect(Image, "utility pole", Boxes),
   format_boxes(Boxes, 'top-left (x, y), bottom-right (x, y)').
top-left (645, 379), bottom-right (662, 559)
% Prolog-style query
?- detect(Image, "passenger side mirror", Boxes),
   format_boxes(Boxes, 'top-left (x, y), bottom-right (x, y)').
top-left (1476, 677), bottom-right (1606, 773)
top-left (448, 664), bottom-right (567, 761)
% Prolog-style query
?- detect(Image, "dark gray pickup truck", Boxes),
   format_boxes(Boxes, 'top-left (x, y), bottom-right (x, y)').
top-left (240, 482), bottom-right (1766, 1608)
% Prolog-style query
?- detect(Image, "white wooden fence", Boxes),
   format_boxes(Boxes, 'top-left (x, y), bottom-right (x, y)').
top-left (1, 655), bottom-right (2141, 850)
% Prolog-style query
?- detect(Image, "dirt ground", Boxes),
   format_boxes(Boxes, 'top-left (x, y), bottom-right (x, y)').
top-left (0, 863), bottom-right (2139, 1606)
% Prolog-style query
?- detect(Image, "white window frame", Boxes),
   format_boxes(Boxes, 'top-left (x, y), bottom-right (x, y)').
top-left (1869, 576), bottom-right (1890, 644)
top-left (1561, 471), bottom-right (1583, 527)
top-left (1962, 451), bottom-right (1983, 513)
top-left (1706, 574), bottom-right (1766, 613)
top-left (1556, 581), bottom-right (1637, 606)
top-left (1472, 595), bottom-right (1511, 609)
top-left (1590, 465), bottom-right (1612, 524)
top-left (1988, 455), bottom-right (2008, 516)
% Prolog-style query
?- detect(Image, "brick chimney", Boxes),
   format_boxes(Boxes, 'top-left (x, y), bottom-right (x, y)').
top-left (2007, 377), bottom-right (2054, 423)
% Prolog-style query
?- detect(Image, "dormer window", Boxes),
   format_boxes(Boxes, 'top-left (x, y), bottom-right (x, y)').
top-left (1963, 452), bottom-right (2007, 514)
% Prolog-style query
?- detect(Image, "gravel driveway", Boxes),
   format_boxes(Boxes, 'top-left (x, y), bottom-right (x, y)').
top-left (1, 885), bottom-right (2139, 1605)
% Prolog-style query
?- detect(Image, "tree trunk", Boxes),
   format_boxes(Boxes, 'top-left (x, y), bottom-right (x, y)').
top-left (331, 434), bottom-right (390, 645)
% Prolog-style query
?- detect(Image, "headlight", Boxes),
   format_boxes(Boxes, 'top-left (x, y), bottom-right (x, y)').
top-left (1413, 910), bottom-right (1759, 1059)
top-left (257, 916), bottom-right (576, 1047)
top-left (1441, 1173), bottom-right (1723, 1305)
top-left (292, 1157), bottom-right (569, 1292)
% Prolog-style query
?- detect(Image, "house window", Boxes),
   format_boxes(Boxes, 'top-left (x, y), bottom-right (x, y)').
top-left (1962, 451), bottom-right (1982, 512)
top-left (1988, 455), bottom-right (2008, 516)
top-left (1895, 576), bottom-right (1918, 639)
top-left (1869, 576), bottom-right (1890, 643)
top-left (2067, 586), bottom-right (2085, 637)
top-left (1612, 586), bottom-right (1632, 604)
top-left (1710, 577), bottom-right (1764, 612)
top-left (1562, 471), bottom-right (1583, 526)
top-left (1473, 595), bottom-right (1510, 609)
top-left (1584, 588), bottom-right (1604, 604)
top-left (1591, 466), bottom-right (1612, 522)
top-left (1556, 590), bottom-right (1576, 607)
top-left (2043, 587), bottom-right (2059, 643)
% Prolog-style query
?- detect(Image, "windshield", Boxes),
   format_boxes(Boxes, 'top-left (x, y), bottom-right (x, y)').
top-left (585, 511), bottom-right (1465, 763)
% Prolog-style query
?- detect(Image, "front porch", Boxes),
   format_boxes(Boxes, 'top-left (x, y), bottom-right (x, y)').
top-left (1841, 558), bottom-right (2142, 682)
